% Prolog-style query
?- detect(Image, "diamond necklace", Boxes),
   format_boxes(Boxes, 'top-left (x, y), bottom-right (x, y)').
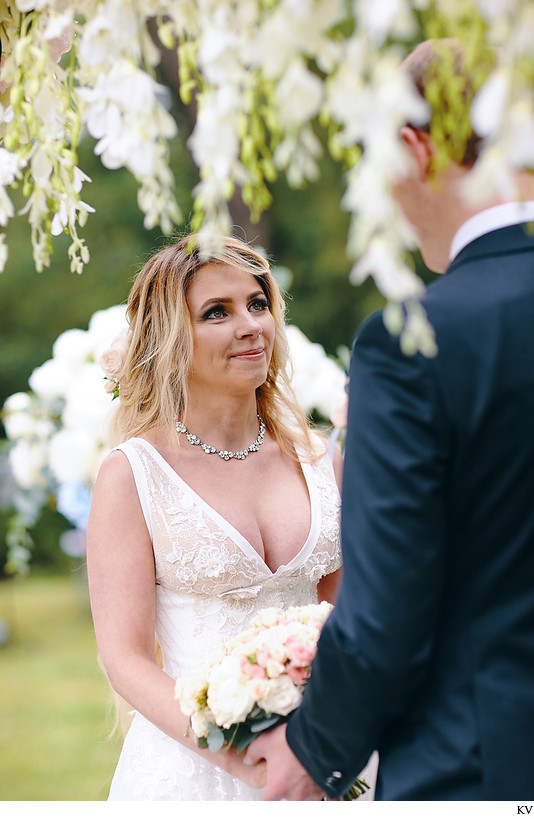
top-left (176, 415), bottom-right (266, 461)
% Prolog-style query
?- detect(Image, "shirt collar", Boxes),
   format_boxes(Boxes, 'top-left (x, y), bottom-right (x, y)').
top-left (449, 201), bottom-right (534, 262)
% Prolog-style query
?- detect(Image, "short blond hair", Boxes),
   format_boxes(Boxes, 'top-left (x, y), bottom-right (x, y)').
top-left (111, 233), bottom-right (318, 462)
top-left (404, 38), bottom-right (496, 167)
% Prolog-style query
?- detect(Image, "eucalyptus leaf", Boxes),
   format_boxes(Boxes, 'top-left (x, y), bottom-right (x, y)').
top-left (206, 723), bottom-right (225, 753)
top-left (234, 733), bottom-right (256, 754)
top-left (250, 715), bottom-right (282, 733)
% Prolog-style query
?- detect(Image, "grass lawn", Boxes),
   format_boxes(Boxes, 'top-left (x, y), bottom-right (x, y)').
top-left (0, 571), bottom-right (122, 800)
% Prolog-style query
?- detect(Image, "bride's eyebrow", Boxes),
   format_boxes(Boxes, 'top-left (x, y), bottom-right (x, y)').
top-left (199, 290), bottom-right (265, 311)
top-left (199, 297), bottom-right (232, 311)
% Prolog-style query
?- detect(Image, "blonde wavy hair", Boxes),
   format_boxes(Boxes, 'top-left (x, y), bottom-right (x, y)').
top-left (111, 232), bottom-right (318, 462)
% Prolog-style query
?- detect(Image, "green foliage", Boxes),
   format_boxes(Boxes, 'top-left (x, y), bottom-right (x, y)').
top-left (240, 76), bottom-right (281, 222)
top-left (0, 134), bottom-right (195, 412)
top-left (0, 505), bottom-right (72, 580)
top-left (269, 151), bottom-right (393, 353)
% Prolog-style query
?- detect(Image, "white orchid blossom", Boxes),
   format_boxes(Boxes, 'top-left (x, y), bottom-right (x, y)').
top-left (0, 0), bottom-right (531, 334)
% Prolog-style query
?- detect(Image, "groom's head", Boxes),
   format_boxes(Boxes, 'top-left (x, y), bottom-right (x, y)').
top-left (402, 38), bottom-right (495, 170)
top-left (392, 38), bottom-right (496, 272)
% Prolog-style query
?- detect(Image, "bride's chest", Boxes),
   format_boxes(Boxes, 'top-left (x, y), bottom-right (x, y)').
top-left (191, 467), bottom-right (310, 570)
top-left (153, 457), bottom-right (312, 572)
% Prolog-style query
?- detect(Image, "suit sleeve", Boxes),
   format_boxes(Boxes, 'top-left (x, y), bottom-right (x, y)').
top-left (286, 311), bottom-right (450, 798)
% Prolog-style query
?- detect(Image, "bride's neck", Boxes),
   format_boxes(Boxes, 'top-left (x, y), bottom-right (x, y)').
top-left (183, 395), bottom-right (261, 452)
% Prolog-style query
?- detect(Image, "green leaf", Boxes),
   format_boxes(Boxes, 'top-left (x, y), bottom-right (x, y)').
top-left (250, 715), bottom-right (282, 733)
top-left (234, 733), bottom-right (256, 754)
top-left (206, 723), bottom-right (225, 753)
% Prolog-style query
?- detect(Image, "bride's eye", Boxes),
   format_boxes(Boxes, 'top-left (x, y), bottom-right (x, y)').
top-left (249, 298), bottom-right (270, 313)
top-left (202, 305), bottom-right (227, 320)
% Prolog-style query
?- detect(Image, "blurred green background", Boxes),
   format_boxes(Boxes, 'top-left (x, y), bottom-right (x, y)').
top-left (0, 90), bottom-right (434, 798)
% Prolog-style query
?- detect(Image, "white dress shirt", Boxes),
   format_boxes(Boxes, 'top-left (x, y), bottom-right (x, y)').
top-left (449, 201), bottom-right (534, 262)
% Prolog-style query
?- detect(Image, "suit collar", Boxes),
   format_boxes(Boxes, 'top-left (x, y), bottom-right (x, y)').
top-left (446, 221), bottom-right (534, 276)
top-left (449, 201), bottom-right (534, 262)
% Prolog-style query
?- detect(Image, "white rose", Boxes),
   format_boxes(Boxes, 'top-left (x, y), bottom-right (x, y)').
top-left (87, 305), bottom-right (128, 361)
top-left (3, 413), bottom-right (30, 440)
top-left (48, 429), bottom-right (96, 485)
top-left (175, 665), bottom-right (210, 716)
top-left (249, 607), bottom-right (281, 630)
top-left (3, 409), bottom-right (35, 440)
top-left (264, 658), bottom-right (286, 678)
top-left (29, 358), bottom-right (73, 400)
top-left (52, 328), bottom-right (93, 368)
top-left (3, 392), bottom-right (32, 414)
top-left (257, 675), bottom-right (302, 717)
top-left (207, 655), bottom-right (255, 728)
top-left (8, 439), bottom-right (48, 489)
top-left (190, 709), bottom-right (211, 739)
top-left (62, 363), bottom-right (114, 440)
top-left (258, 625), bottom-right (294, 663)
top-left (4, 411), bottom-right (54, 441)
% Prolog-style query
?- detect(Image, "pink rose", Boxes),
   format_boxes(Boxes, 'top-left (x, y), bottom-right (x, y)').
top-left (286, 665), bottom-right (311, 685)
top-left (255, 647), bottom-right (270, 668)
top-left (99, 329), bottom-right (128, 379)
top-left (240, 657), bottom-right (267, 680)
top-left (285, 635), bottom-right (316, 667)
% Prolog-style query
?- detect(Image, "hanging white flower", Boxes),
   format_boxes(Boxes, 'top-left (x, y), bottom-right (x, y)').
top-left (188, 87), bottom-right (243, 183)
top-left (350, 235), bottom-right (424, 303)
top-left (356, 0), bottom-right (416, 45)
top-left (275, 60), bottom-right (324, 129)
top-left (78, 0), bottom-right (144, 66)
top-left (471, 69), bottom-right (509, 139)
top-left (0, 147), bottom-right (22, 185)
top-left (79, 62), bottom-right (176, 176)
top-left (474, 0), bottom-right (513, 21)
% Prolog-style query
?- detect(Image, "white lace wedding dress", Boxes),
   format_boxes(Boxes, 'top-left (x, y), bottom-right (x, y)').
top-left (106, 435), bottom-right (344, 801)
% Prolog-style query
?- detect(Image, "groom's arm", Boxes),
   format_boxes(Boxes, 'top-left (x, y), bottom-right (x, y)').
top-left (283, 310), bottom-right (450, 798)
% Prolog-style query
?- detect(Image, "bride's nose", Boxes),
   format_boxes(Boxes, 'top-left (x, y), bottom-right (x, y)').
top-left (236, 312), bottom-right (262, 338)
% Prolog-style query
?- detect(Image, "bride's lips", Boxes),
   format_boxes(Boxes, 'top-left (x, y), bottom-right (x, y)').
top-left (231, 348), bottom-right (265, 361)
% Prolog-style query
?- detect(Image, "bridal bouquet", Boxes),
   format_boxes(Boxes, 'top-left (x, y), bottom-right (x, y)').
top-left (175, 601), bottom-right (369, 800)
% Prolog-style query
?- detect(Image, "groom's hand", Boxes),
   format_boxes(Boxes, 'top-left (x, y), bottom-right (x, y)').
top-left (244, 723), bottom-right (325, 801)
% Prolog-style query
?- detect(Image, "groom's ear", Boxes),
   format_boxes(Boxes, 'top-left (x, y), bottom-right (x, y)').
top-left (400, 126), bottom-right (434, 182)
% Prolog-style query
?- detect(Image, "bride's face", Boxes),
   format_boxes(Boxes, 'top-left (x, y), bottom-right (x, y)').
top-left (186, 262), bottom-right (275, 399)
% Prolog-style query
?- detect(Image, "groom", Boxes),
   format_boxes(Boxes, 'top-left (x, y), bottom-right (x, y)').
top-left (246, 39), bottom-right (534, 800)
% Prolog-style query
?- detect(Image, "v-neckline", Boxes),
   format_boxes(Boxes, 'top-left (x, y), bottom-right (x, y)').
top-left (130, 437), bottom-right (320, 576)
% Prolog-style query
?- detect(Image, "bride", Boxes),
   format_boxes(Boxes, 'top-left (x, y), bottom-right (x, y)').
top-left (86, 233), bottom-right (344, 800)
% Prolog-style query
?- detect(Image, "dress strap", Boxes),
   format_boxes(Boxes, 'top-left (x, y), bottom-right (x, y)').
top-left (114, 441), bottom-right (154, 540)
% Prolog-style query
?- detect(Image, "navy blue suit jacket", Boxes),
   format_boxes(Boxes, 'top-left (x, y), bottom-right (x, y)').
top-left (286, 224), bottom-right (534, 799)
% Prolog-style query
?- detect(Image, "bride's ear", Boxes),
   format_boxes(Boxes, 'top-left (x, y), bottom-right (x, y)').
top-left (400, 126), bottom-right (434, 182)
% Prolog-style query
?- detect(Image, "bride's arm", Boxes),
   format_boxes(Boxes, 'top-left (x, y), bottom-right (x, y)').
top-left (86, 450), bottom-right (265, 787)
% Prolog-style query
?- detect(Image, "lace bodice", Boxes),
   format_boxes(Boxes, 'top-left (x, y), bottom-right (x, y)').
top-left (107, 435), bottom-right (342, 800)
